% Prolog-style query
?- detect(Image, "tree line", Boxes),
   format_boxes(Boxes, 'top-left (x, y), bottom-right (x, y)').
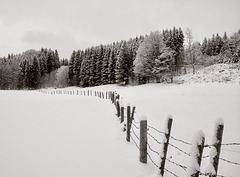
top-left (0, 48), bottom-right (61, 89)
top-left (1, 27), bottom-right (239, 90)
top-left (69, 27), bottom-right (185, 86)
top-left (184, 29), bottom-right (240, 68)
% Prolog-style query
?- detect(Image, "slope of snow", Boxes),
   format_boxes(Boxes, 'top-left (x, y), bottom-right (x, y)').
top-left (1, 82), bottom-right (240, 177)
top-left (175, 63), bottom-right (240, 84)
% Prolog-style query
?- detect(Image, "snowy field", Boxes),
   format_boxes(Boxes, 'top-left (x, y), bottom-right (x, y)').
top-left (0, 83), bottom-right (240, 177)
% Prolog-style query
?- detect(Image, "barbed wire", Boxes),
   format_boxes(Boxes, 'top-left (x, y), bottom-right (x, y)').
top-left (165, 158), bottom-right (187, 171)
top-left (147, 152), bottom-right (159, 168)
top-left (221, 142), bottom-right (240, 146)
top-left (219, 157), bottom-right (240, 166)
top-left (147, 142), bottom-right (160, 156)
top-left (131, 126), bottom-right (140, 140)
top-left (164, 168), bottom-right (179, 177)
top-left (202, 155), bottom-right (210, 159)
top-left (130, 134), bottom-right (140, 150)
top-left (147, 132), bottom-right (162, 145)
top-left (205, 142), bottom-right (240, 148)
top-left (199, 172), bottom-right (227, 177)
top-left (132, 122), bottom-right (139, 129)
top-left (168, 143), bottom-right (191, 156)
top-left (170, 135), bottom-right (191, 146)
top-left (147, 125), bottom-right (165, 135)
top-left (221, 148), bottom-right (240, 154)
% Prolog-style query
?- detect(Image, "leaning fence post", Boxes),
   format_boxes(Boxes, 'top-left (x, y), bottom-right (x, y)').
top-left (120, 106), bottom-right (124, 123)
top-left (139, 116), bottom-right (148, 163)
top-left (126, 105), bottom-right (131, 142)
top-left (131, 106), bottom-right (136, 119)
top-left (187, 130), bottom-right (205, 177)
top-left (205, 118), bottom-right (224, 177)
top-left (159, 115), bottom-right (173, 176)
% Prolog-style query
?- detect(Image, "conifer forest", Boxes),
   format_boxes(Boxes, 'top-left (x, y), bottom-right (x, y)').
top-left (0, 27), bottom-right (240, 90)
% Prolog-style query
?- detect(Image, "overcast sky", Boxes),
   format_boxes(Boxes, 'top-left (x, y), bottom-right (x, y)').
top-left (0, 0), bottom-right (240, 59)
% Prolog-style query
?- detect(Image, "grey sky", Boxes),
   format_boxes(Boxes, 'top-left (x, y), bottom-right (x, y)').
top-left (0, 0), bottom-right (240, 58)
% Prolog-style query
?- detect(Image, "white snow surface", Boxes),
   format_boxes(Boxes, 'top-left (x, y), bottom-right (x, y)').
top-left (138, 115), bottom-right (148, 121)
top-left (175, 63), bottom-right (240, 84)
top-left (1, 82), bottom-right (240, 177)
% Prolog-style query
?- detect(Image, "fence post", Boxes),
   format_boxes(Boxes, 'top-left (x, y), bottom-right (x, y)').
top-left (206, 119), bottom-right (224, 177)
top-left (140, 118), bottom-right (148, 163)
top-left (131, 106), bottom-right (136, 119)
top-left (126, 105), bottom-right (131, 142)
top-left (116, 101), bottom-right (120, 117)
top-left (120, 106), bottom-right (124, 123)
top-left (187, 130), bottom-right (205, 177)
top-left (159, 115), bottom-right (173, 176)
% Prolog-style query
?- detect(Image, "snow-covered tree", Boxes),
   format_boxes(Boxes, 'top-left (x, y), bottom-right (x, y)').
top-left (134, 31), bottom-right (164, 83)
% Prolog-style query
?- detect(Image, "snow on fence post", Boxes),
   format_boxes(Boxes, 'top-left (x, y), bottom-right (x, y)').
top-left (139, 116), bottom-right (148, 163)
top-left (187, 130), bottom-right (205, 177)
top-left (126, 105), bottom-right (131, 142)
top-left (205, 118), bottom-right (224, 177)
top-left (116, 101), bottom-right (120, 117)
top-left (120, 106), bottom-right (124, 123)
top-left (159, 115), bottom-right (173, 176)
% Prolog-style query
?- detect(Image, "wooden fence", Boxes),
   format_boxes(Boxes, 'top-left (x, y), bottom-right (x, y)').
top-left (38, 88), bottom-right (240, 177)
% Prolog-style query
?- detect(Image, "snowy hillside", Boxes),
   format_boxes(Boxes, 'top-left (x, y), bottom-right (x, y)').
top-left (174, 64), bottom-right (240, 84)
top-left (1, 83), bottom-right (240, 177)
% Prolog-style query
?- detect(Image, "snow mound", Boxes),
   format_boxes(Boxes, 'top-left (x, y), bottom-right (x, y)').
top-left (174, 64), bottom-right (240, 84)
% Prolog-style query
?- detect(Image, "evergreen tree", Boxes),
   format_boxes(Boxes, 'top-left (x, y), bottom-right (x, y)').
top-left (73, 50), bottom-right (81, 85)
top-left (80, 48), bottom-right (91, 87)
top-left (115, 41), bottom-right (130, 85)
top-left (153, 47), bottom-right (175, 82)
top-left (95, 45), bottom-right (104, 85)
top-left (68, 50), bottom-right (76, 86)
top-left (101, 47), bottom-right (110, 84)
top-left (162, 27), bottom-right (184, 72)
top-left (108, 47), bottom-right (116, 83)
top-left (30, 56), bottom-right (41, 89)
top-left (88, 47), bottom-right (96, 86)
top-left (134, 31), bottom-right (164, 83)
top-left (201, 37), bottom-right (208, 55)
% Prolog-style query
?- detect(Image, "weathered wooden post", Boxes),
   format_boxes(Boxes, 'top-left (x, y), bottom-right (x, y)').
top-left (139, 116), bottom-right (148, 163)
top-left (187, 130), bottom-right (205, 177)
top-left (159, 115), bottom-right (173, 176)
top-left (120, 106), bottom-right (124, 123)
top-left (111, 92), bottom-right (114, 104)
top-left (126, 105), bottom-right (131, 142)
top-left (206, 118), bottom-right (224, 177)
top-left (116, 101), bottom-right (120, 117)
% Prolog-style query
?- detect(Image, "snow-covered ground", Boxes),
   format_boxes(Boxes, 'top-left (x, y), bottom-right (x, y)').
top-left (175, 63), bottom-right (240, 84)
top-left (1, 82), bottom-right (240, 176)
